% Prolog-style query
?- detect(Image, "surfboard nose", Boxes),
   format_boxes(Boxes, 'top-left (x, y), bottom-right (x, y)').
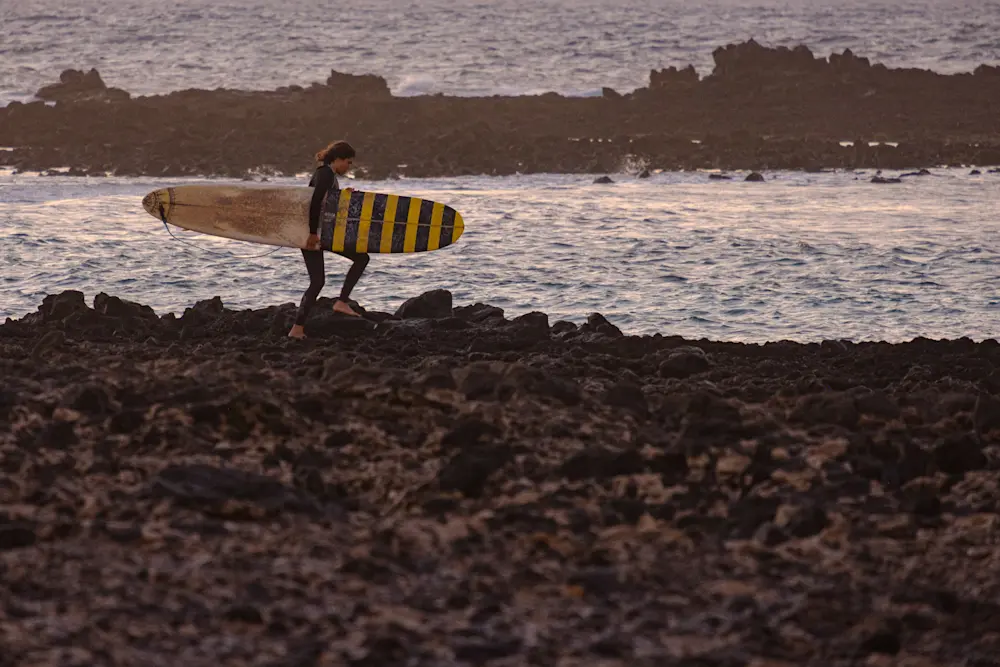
top-left (142, 188), bottom-right (170, 219)
top-left (141, 190), bottom-right (159, 217)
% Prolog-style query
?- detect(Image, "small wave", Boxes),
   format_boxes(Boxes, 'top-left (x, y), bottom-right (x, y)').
top-left (14, 14), bottom-right (66, 21)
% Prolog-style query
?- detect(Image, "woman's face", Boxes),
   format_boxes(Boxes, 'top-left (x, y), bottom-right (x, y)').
top-left (331, 157), bottom-right (354, 175)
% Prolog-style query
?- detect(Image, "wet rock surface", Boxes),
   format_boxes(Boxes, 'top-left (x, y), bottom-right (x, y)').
top-left (2, 290), bottom-right (1000, 664)
top-left (3, 41), bottom-right (1000, 177)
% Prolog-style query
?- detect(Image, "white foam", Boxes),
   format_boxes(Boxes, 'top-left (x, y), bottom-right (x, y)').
top-left (838, 141), bottom-right (902, 147)
top-left (391, 74), bottom-right (616, 99)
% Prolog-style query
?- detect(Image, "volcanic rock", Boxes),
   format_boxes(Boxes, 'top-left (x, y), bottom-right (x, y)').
top-left (35, 68), bottom-right (129, 103)
top-left (4, 42), bottom-right (1000, 177)
top-left (394, 289), bottom-right (454, 319)
top-left (0, 290), bottom-right (997, 663)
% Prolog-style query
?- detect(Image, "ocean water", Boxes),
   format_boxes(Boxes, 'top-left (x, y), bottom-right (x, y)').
top-left (2, 169), bottom-right (998, 342)
top-left (3, 1), bottom-right (999, 342)
top-left (2, 0), bottom-right (999, 104)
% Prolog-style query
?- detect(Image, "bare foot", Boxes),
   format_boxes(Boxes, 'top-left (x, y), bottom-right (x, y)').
top-left (333, 300), bottom-right (361, 317)
top-left (287, 324), bottom-right (306, 339)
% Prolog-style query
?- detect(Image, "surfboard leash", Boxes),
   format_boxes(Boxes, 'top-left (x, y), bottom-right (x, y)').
top-left (157, 204), bottom-right (285, 260)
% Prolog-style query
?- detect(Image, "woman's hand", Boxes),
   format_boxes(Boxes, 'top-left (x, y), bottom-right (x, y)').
top-left (306, 233), bottom-right (320, 250)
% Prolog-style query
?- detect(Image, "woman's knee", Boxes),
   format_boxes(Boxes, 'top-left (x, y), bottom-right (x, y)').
top-left (356, 253), bottom-right (370, 267)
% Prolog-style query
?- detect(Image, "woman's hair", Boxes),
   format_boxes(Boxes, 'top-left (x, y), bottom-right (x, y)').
top-left (315, 140), bottom-right (356, 164)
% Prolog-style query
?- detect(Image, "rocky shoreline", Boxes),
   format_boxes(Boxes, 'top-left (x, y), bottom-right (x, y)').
top-left (2, 40), bottom-right (1000, 179)
top-left (2, 289), bottom-right (999, 664)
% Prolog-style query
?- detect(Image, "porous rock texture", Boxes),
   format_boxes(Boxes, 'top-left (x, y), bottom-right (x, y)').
top-left (1, 290), bottom-right (999, 664)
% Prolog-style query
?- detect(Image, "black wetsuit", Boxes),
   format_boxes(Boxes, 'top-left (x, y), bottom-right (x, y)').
top-left (295, 164), bottom-right (370, 326)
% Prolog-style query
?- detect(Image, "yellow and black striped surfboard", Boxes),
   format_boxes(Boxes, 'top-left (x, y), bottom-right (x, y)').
top-left (324, 189), bottom-right (465, 254)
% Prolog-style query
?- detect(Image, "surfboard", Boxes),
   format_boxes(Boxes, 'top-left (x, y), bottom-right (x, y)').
top-left (140, 185), bottom-right (465, 254)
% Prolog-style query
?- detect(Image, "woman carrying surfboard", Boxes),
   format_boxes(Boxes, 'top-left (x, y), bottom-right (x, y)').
top-left (288, 140), bottom-right (368, 339)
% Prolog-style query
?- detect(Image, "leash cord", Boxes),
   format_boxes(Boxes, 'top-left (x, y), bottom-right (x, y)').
top-left (158, 204), bottom-right (284, 259)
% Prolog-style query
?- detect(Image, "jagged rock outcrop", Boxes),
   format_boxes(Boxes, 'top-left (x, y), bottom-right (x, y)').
top-left (2, 42), bottom-right (1000, 177)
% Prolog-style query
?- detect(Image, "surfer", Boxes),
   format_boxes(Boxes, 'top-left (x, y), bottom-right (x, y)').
top-left (289, 140), bottom-right (369, 339)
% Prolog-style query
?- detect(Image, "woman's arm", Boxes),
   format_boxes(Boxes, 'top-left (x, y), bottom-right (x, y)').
top-left (308, 167), bottom-right (336, 235)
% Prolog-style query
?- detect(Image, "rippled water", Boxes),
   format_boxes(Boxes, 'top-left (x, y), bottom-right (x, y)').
top-left (2, 169), bottom-right (997, 342)
top-left (2, 0), bottom-right (999, 104)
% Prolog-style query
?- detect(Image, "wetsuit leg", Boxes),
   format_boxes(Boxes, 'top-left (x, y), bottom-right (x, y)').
top-left (337, 252), bottom-right (370, 301)
top-left (295, 249), bottom-right (326, 325)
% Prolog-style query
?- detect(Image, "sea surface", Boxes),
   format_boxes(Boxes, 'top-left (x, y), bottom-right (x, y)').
top-left (2, 169), bottom-right (998, 342)
top-left (3, 1), bottom-right (999, 341)
top-left (2, 0), bottom-right (999, 104)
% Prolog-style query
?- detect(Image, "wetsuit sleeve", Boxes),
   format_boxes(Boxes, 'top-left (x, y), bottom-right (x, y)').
top-left (308, 167), bottom-right (336, 234)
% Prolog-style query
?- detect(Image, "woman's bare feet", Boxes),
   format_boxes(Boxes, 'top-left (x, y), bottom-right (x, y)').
top-left (333, 299), bottom-right (361, 317)
top-left (288, 324), bottom-right (307, 339)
